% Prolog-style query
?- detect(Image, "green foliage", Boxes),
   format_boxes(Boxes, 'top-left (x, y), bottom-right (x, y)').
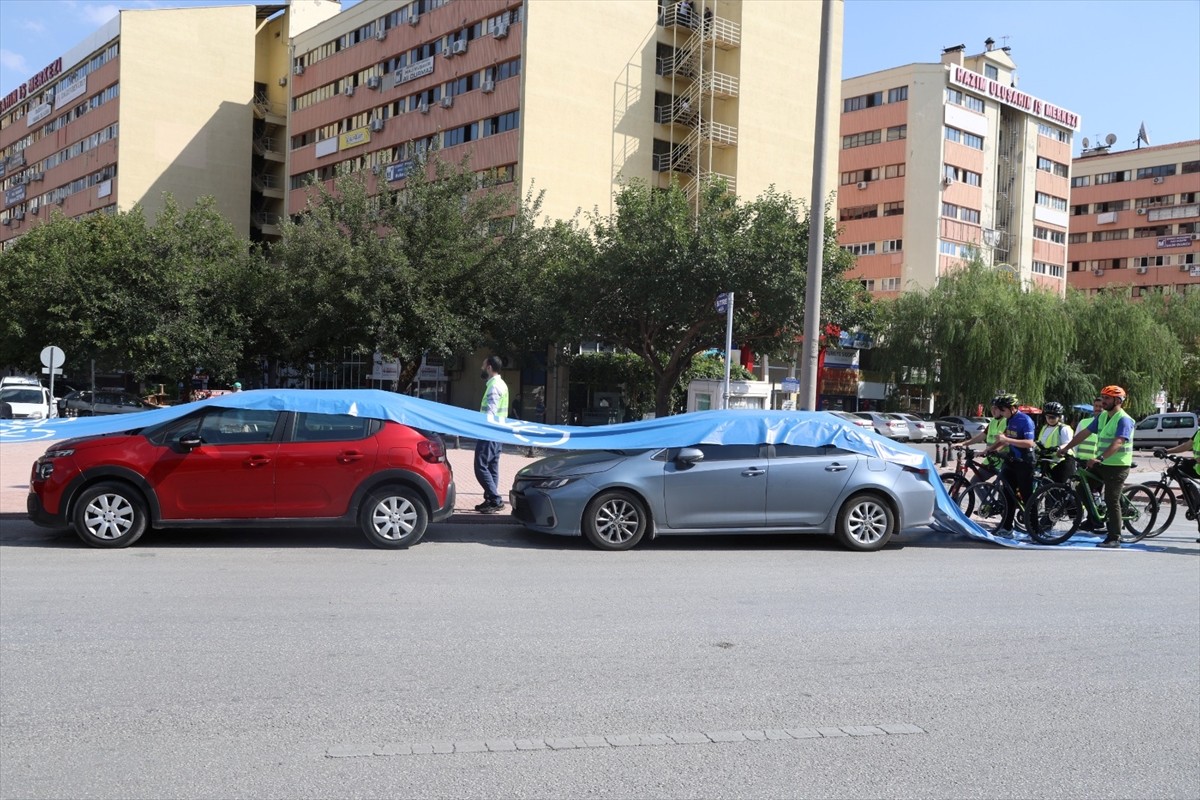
top-left (1141, 289), bottom-right (1200, 408)
top-left (565, 350), bottom-right (753, 418)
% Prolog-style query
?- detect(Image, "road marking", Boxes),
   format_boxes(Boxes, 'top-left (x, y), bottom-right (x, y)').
top-left (325, 723), bottom-right (926, 758)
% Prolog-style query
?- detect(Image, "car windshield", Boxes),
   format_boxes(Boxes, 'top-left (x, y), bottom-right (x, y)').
top-left (0, 388), bottom-right (44, 403)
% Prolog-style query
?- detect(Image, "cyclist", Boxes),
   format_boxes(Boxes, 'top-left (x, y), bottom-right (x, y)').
top-left (1157, 429), bottom-right (1200, 542)
top-left (1057, 385), bottom-right (1135, 548)
top-left (1036, 401), bottom-right (1075, 483)
top-left (985, 394), bottom-right (1035, 538)
top-left (1074, 397), bottom-right (1103, 464)
top-left (954, 398), bottom-right (1009, 483)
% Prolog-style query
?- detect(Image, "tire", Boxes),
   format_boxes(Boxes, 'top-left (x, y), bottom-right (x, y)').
top-left (1118, 485), bottom-right (1157, 543)
top-left (1027, 485), bottom-right (1081, 545)
top-left (582, 491), bottom-right (647, 551)
top-left (939, 473), bottom-right (973, 516)
top-left (359, 486), bottom-right (429, 549)
top-left (835, 493), bottom-right (895, 552)
top-left (1140, 481), bottom-right (1176, 538)
top-left (71, 482), bottom-right (148, 548)
top-left (966, 481), bottom-right (1007, 526)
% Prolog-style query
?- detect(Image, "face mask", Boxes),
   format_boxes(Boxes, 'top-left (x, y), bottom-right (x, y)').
top-left (480, 369), bottom-right (489, 380)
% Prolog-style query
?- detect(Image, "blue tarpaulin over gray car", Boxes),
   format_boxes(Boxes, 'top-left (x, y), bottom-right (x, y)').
top-left (0, 389), bottom-right (1152, 549)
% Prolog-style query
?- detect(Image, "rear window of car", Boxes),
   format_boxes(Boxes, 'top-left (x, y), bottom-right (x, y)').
top-left (293, 412), bottom-right (372, 442)
top-left (0, 388), bottom-right (45, 403)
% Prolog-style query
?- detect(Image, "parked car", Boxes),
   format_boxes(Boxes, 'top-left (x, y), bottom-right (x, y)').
top-left (59, 389), bottom-right (153, 417)
top-left (827, 410), bottom-right (873, 429)
top-left (510, 441), bottom-right (935, 552)
top-left (932, 419), bottom-right (968, 443)
top-left (940, 416), bottom-right (989, 439)
top-left (0, 384), bottom-right (56, 420)
top-left (1131, 412), bottom-right (1198, 449)
top-left (28, 406), bottom-right (455, 549)
top-left (895, 413), bottom-right (938, 442)
top-left (853, 411), bottom-right (910, 440)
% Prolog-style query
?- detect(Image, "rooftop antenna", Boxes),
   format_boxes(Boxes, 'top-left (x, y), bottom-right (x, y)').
top-left (1082, 137), bottom-right (1091, 149)
top-left (1106, 133), bottom-right (1118, 147)
top-left (1000, 35), bottom-right (1011, 49)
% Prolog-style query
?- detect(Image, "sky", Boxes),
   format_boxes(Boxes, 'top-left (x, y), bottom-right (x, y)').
top-left (1, 0), bottom-right (1198, 153)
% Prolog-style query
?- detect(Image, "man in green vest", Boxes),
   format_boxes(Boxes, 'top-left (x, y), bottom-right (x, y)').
top-left (954, 397), bottom-right (1011, 480)
top-left (474, 355), bottom-right (510, 514)
top-left (1158, 430), bottom-right (1200, 542)
top-left (1058, 385), bottom-right (1135, 548)
top-left (1074, 397), bottom-right (1103, 464)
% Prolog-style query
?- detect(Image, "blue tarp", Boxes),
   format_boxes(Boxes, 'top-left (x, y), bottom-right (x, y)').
top-left (0, 389), bottom-right (1154, 550)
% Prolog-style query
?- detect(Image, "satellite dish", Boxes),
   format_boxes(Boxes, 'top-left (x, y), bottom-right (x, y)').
top-left (1105, 133), bottom-right (1118, 146)
top-left (1082, 137), bottom-right (1090, 148)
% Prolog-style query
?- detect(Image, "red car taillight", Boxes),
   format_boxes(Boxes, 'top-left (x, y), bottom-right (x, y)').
top-left (417, 438), bottom-right (445, 463)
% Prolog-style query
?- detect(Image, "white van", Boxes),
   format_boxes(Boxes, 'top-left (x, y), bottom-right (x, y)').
top-left (1132, 412), bottom-right (1199, 449)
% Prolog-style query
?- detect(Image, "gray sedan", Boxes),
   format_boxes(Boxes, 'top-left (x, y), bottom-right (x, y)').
top-left (510, 443), bottom-right (936, 552)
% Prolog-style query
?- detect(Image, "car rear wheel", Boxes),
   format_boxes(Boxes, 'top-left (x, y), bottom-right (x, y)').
top-left (835, 493), bottom-right (894, 552)
top-left (71, 482), bottom-right (148, 548)
top-left (359, 487), bottom-right (429, 549)
top-left (582, 491), bottom-right (647, 551)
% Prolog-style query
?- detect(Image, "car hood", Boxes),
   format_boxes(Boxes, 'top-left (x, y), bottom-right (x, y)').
top-left (45, 430), bottom-right (142, 453)
top-left (517, 449), bottom-right (646, 479)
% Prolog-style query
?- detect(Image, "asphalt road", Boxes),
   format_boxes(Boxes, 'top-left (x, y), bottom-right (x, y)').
top-left (2, 513), bottom-right (1198, 800)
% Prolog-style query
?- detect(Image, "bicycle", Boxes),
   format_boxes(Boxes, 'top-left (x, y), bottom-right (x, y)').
top-left (942, 446), bottom-right (1059, 533)
top-left (1025, 455), bottom-right (1159, 546)
top-left (939, 446), bottom-right (1001, 518)
top-left (1141, 451), bottom-right (1200, 537)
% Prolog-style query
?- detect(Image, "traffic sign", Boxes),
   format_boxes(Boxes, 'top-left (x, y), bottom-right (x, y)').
top-left (715, 292), bottom-right (729, 314)
top-left (781, 377), bottom-right (800, 393)
top-left (40, 345), bottom-right (65, 369)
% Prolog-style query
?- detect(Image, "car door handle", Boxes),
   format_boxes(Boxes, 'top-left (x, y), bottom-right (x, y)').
top-left (825, 464), bottom-right (849, 472)
top-left (246, 456), bottom-right (272, 468)
top-left (338, 451), bottom-right (365, 464)
top-left (742, 467), bottom-right (767, 477)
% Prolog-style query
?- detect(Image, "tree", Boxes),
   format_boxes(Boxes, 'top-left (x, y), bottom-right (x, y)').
top-left (556, 180), bottom-right (873, 417)
top-left (1142, 288), bottom-right (1200, 408)
top-left (269, 156), bottom-right (512, 390)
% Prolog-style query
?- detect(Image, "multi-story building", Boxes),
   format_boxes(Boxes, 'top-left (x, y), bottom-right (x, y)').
top-left (837, 40), bottom-right (1080, 298)
top-left (285, 0), bottom-right (841, 226)
top-left (1066, 139), bottom-right (1200, 295)
top-left (0, 1), bottom-right (339, 248)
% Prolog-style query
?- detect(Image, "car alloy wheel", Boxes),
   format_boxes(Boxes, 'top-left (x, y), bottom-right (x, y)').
top-left (72, 482), bottom-right (148, 548)
top-left (835, 493), bottom-right (894, 552)
top-left (582, 490), bottom-right (647, 551)
top-left (359, 487), bottom-right (429, 549)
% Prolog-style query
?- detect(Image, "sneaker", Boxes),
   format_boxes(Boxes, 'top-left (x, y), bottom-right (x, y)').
top-left (473, 501), bottom-right (493, 512)
top-left (1096, 539), bottom-right (1120, 549)
top-left (479, 501), bottom-right (505, 514)
top-left (1080, 520), bottom-right (1107, 532)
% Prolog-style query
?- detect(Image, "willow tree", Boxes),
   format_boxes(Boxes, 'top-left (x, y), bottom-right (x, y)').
top-left (1142, 288), bottom-right (1200, 408)
top-left (876, 259), bottom-right (1075, 413)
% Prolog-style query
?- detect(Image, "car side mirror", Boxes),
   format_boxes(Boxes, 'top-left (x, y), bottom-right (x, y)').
top-left (178, 434), bottom-right (203, 450)
top-left (676, 447), bottom-right (704, 465)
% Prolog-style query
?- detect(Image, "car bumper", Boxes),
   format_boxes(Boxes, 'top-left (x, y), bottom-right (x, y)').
top-left (27, 491), bottom-right (66, 527)
top-left (432, 481), bottom-right (456, 522)
top-left (510, 488), bottom-right (580, 535)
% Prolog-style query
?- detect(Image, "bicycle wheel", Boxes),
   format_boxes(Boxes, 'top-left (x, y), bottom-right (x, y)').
top-left (1118, 485), bottom-right (1158, 543)
top-left (966, 481), bottom-right (1007, 526)
top-left (1027, 485), bottom-right (1082, 545)
top-left (940, 473), bottom-right (973, 516)
top-left (1140, 481), bottom-right (1176, 538)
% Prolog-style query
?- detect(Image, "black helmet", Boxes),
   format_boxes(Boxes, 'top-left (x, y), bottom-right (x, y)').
top-left (1043, 401), bottom-right (1064, 415)
top-left (991, 393), bottom-right (1018, 410)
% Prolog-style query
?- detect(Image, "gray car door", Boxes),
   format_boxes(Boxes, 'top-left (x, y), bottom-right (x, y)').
top-left (764, 444), bottom-right (859, 527)
top-left (662, 444), bottom-right (767, 529)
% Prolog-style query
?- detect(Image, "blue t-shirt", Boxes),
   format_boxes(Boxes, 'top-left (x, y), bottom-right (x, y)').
top-left (1004, 411), bottom-right (1035, 463)
top-left (1087, 411), bottom-right (1135, 441)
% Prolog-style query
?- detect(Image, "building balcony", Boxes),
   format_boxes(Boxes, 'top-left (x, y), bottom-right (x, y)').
top-left (251, 211), bottom-right (281, 236)
top-left (659, 6), bottom-right (740, 49)
top-left (252, 172), bottom-right (284, 199)
top-left (253, 137), bottom-right (285, 162)
top-left (253, 98), bottom-right (287, 126)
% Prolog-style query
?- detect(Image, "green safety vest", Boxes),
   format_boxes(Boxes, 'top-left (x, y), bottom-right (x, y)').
top-left (1075, 415), bottom-right (1098, 460)
top-left (480, 375), bottom-right (509, 418)
top-left (1095, 408), bottom-right (1133, 467)
top-left (1037, 423), bottom-right (1070, 464)
top-left (985, 417), bottom-right (1007, 465)
top-left (1193, 430), bottom-right (1200, 477)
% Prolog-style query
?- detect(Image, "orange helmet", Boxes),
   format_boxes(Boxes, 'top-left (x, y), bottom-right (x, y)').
top-left (1100, 385), bottom-right (1127, 399)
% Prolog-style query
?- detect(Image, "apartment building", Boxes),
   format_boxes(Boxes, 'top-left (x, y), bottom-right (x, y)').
top-left (0, 1), bottom-right (339, 248)
top-left (1066, 139), bottom-right (1200, 295)
top-left (285, 0), bottom-right (842, 225)
top-left (837, 40), bottom-right (1079, 298)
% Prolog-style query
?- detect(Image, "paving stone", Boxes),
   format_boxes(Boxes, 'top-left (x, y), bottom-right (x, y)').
top-left (326, 744), bottom-right (374, 758)
top-left (410, 743), bottom-right (435, 755)
top-left (842, 726), bottom-right (886, 736)
top-left (606, 735), bottom-right (640, 747)
top-left (373, 743), bottom-right (413, 756)
top-left (514, 739), bottom-right (547, 751)
top-left (817, 727), bottom-right (850, 737)
top-left (581, 736), bottom-right (610, 748)
top-left (764, 729), bottom-right (792, 740)
top-left (706, 730), bottom-right (747, 742)
top-left (545, 738), bottom-right (580, 750)
top-left (486, 740), bottom-right (517, 752)
top-left (784, 728), bottom-right (822, 739)
top-left (638, 734), bottom-right (673, 746)
top-left (455, 741), bottom-right (487, 753)
top-left (741, 730), bottom-right (767, 741)
top-left (879, 723), bottom-right (926, 735)
top-left (430, 742), bottom-right (454, 754)
top-left (668, 732), bottom-right (711, 745)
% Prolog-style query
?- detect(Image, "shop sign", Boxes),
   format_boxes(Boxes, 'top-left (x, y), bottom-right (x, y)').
top-left (820, 367), bottom-right (860, 395)
top-left (948, 65), bottom-right (1079, 130)
top-left (370, 352), bottom-right (401, 381)
top-left (53, 74), bottom-right (87, 110)
top-left (314, 137), bottom-right (338, 158)
top-left (1, 57), bottom-right (62, 114)
top-left (1157, 235), bottom-right (1193, 249)
top-left (836, 331), bottom-right (874, 350)
top-left (27, 102), bottom-right (52, 127)
top-left (339, 127), bottom-right (370, 150)
top-left (394, 57), bottom-right (434, 87)
top-left (385, 160), bottom-right (413, 182)
top-left (5, 184), bottom-right (27, 207)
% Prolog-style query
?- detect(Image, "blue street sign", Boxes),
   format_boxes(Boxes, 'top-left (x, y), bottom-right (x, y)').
top-left (715, 292), bottom-right (729, 314)
top-left (781, 377), bottom-right (800, 392)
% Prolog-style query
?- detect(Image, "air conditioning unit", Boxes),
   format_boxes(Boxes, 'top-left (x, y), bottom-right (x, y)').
top-left (366, 76), bottom-right (381, 90)
top-left (418, 101), bottom-right (430, 114)
top-left (13, 176), bottom-right (27, 186)
top-left (1, 219), bottom-right (10, 227)
top-left (451, 39), bottom-right (468, 55)
top-left (1183, 263), bottom-right (1193, 272)
top-left (369, 118), bottom-right (385, 132)
top-left (481, 79), bottom-right (495, 93)
top-left (372, 165), bottom-right (382, 176)
top-left (375, 28), bottom-right (387, 42)
top-left (30, 205), bottom-right (39, 216)
top-left (1092, 267), bottom-right (1104, 276)
top-left (56, 197), bottom-right (65, 206)
top-left (344, 85), bottom-right (355, 97)
top-left (31, 172), bottom-right (44, 182)
top-left (11, 211), bottom-right (24, 221)
top-left (856, 181), bottom-right (867, 190)
top-left (1153, 176), bottom-right (1164, 184)
top-left (1136, 266), bottom-right (1149, 274)
top-left (409, 13), bottom-right (420, 26)
top-left (494, 22), bottom-right (509, 38)
top-left (1136, 207), bottom-right (1147, 215)
top-left (278, 77), bottom-right (288, 87)
top-left (943, 175), bottom-right (955, 186)
top-left (293, 63), bottom-right (305, 76)
top-left (440, 95), bottom-right (454, 109)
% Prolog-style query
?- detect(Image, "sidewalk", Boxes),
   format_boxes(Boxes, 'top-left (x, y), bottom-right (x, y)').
top-left (0, 438), bottom-right (541, 518)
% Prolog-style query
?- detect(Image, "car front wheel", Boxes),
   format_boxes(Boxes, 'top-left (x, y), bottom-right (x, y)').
top-left (359, 487), bottom-right (429, 549)
top-left (835, 493), bottom-right (894, 551)
top-left (582, 491), bottom-right (647, 551)
top-left (71, 482), bottom-right (148, 548)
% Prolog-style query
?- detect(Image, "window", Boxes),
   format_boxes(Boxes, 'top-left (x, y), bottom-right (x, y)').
top-left (482, 110), bottom-right (519, 136)
top-left (1134, 225), bottom-right (1170, 238)
top-left (939, 240), bottom-right (970, 258)
top-left (882, 238), bottom-right (903, 253)
top-left (959, 207), bottom-right (980, 224)
top-left (1037, 123), bottom-right (1071, 143)
top-left (1035, 192), bottom-right (1068, 212)
top-left (1037, 157), bottom-right (1069, 178)
top-left (1033, 226), bottom-right (1066, 244)
top-left (843, 92), bottom-right (883, 112)
top-left (944, 127), bottom-right (983, 149)
top-left (840, 168), bottom-right (879, 185)
top-left (842, 130), bottom-right (881, 149)
top-left (294, 412), bottom-right (371, 442)
top-left (886, 125), bottom-right (906, 141)
top-left (941, 202), bottom-right (959, 218)
top-left (196, 409), bottom-right (280, 445)
top-left (1183, 161), bottom-right (1200, 175)
top-left (1133, 255), bottom-right (1168, 268)
top-left (1070, 175), bottom-right (1091, 188)
top-left (860, 279), bottom-right (876, 291)
top-left (945, 88), bottom-right (984, 113)
top-left (883, 163), bottom-right (905, 179)
top-left (442, 122), bottom-right (478, 148)
top-left (883, 201), bottom-right (904, 216)
top-left (839, 204), bottom-right (878, 221)
top-left (887, 86), bottom-right (908, 103)
top-left (842, 242), bottom-right (876, 256)
top-left (1134, 195), bottom-right (1174, 209)
top-left (1092, 229), bottom-right (1128, 242)
top-left (1094, 199), bottom-right (1129, 213)
top-left (1071, 204), bottom-right (1089, 216)
top-left (984, 64), bottom-right (998, 80)
top-left (1095, 170), bottom-right (1131, 185)
top-left (944, 164), bottom-right (982, 186)
top-left (1068, 232), bottom-right (1088, 244)
top-left (881, 277), bottom-right (901, 291)
top-left (1136, 164), bottom-right (1177, 180)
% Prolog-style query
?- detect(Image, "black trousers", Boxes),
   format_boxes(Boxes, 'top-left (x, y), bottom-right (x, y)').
top-left (1000, 460), bottom-right (1034, 530)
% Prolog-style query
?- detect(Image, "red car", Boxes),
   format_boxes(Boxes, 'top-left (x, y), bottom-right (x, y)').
top-left (27, 406), bottom-right (455, 549)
